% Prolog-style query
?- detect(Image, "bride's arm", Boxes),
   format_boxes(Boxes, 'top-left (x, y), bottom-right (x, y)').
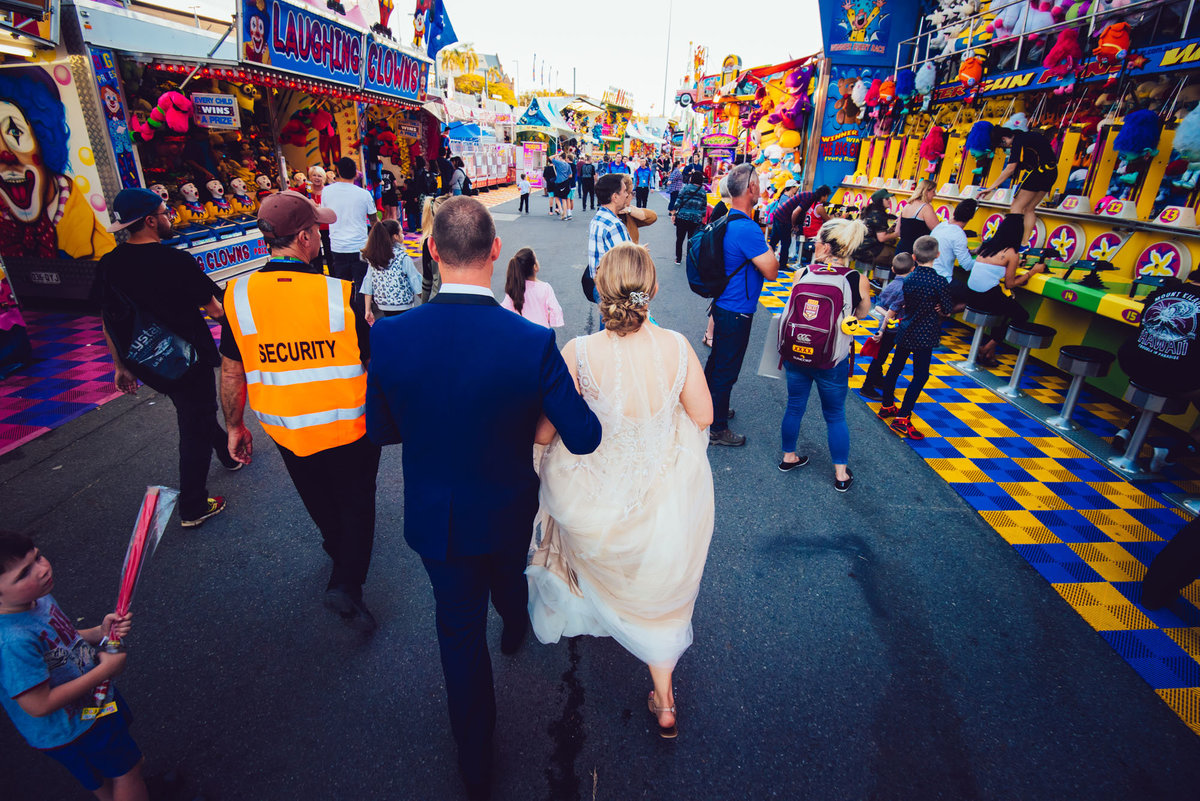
top-left (535, 339), bottom-right (582, 445)
top-left (679, 341), bottom-right (714, 429)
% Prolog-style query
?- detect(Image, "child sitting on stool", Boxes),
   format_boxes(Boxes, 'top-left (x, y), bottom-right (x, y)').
top-left (861, 252), bottom-right (914, 402)
top-left (876, 236), bottom-right (953, 440)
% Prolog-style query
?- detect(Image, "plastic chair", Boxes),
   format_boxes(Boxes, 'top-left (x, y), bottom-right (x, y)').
top-left (1046, 346), bottom-right (1115, 431)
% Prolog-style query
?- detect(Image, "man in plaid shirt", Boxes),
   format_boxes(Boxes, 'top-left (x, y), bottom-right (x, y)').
top-left (664, 161), bottom-right (684, 212)
top-left (587, 173), bottom-right (634, 293)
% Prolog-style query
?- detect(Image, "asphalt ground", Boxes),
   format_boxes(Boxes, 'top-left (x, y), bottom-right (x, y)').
top-left (4, 188), bottom-right (1200, 801)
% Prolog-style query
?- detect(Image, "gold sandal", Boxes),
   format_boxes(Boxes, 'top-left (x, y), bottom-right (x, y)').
top-left (647, 691), bottom-right (678, 739)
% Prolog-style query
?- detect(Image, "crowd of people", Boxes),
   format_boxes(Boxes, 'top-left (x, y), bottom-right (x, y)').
top-left (6, 133), bottom-right (1200, 801)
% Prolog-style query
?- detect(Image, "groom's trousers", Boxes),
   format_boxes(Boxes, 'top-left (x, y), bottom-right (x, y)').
top-left (421, 545), bottom-right (529, 792)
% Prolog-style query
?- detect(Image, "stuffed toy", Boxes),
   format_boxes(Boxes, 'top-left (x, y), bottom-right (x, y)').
top-left (919, 125), bottom-right (947, 172)
top-left (1044, 27), bottom-right (1082, 78)
top-left (835, 77), bottom-right (862, 125)
top-left (879, 78), bottom-right (896, 104)
top-left (1112, 109), bottom-right (1162, 160)
top-left (1175, 104), bottom-right (1200, 161)
top-left (129, 91), bottom-right (192, 142)
top-left (896, 69), bottom-right (916, 100)
top-left (966, 120), bottom-right (994, 157)
top-left (280, 119), bottom-right (308, 148)
top-left (1094, 21), bottom-right (1132, 63)
top-left (864, 78), bottom-right (882, 109)
top-left (1026, 0), bottom-right (1057, 44)
top-left (958, 57), bottom-right (983, 88)
top-left (915, 62), bottom-right (937, 96)
top-left (987, 0), bottom-right (1029, 40)
top-left (1062, 0), bottom-right (1095, 21)
top-left (851, 78), bottom-right (868, 107)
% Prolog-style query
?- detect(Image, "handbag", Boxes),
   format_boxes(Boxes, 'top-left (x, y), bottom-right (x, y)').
top-left (103, 283), bottom-right (197, 390)
top-left (581, 267), bottom-right (596, 303)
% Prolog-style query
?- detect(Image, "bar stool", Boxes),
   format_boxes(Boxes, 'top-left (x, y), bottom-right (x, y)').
top-left (871, 264), bottom-right (891, 290)
top-left (997, 322), bottom-right (1057, 398)
top-left (1046, 345), bottom-right (1115, 431)
top-left (960, 307), bottom-right (1003, 372)
top-left (1109, 381), bottom-right (1189, 474)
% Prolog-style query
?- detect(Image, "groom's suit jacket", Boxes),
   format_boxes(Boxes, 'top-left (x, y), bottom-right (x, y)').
top-left (365, 288), bottom-right (602, 561)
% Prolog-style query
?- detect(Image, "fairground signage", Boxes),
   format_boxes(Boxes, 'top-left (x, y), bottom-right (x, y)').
top-left (932, 36), bottom-right (1200, 103)
top-left (240, 0), bottom-right (364, 87)
top-left (700, 132), bottom-right (738, 148)
top-left (363, 36), bottom-right (429, 101)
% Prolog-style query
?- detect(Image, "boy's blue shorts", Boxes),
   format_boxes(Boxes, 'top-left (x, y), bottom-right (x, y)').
top-left (43, 700), bottom-right (141, 791)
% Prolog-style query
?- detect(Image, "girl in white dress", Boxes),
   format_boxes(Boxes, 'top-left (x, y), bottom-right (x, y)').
top-left (528, 243), bottom-right (715, 739)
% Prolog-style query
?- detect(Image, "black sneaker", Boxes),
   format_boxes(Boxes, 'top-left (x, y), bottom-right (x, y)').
top-left (778, 455), bottom-right (810, 472)
top-left (834, 469), bottom-right (855, 492)
top-left (860, 385), bottom-right (883, 402)
top-left (323, 586), bottom-right (355, 616)
top-left (341, 596), bottom-right (377, 633)
top-left (709, 429), bottom-right (746, 447)
top-left (180, 496), bottom-right (226, 528)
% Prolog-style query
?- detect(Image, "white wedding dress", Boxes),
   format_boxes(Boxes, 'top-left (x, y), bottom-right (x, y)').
top-left (527, 327), bottom-right (714, 669)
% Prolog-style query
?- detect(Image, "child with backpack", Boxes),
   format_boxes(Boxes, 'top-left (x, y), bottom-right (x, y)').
top-left (875, 235), bottom-right (953, 439)
top-left (776, 218), bottom-right (873, 491)
top-left (861, 252), bottom-right (915, 401)
top-left (502, 247), bottom-right (564, 329)
top-left (360, 219), bottom-right (424, 324)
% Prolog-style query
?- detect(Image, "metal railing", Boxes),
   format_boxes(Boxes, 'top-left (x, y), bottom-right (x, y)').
top-left (893, 0), bottom-right (1195, 76)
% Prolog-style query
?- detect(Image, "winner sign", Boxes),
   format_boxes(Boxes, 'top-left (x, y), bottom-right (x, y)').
top-left (363, 37), bottom-right (429, 102)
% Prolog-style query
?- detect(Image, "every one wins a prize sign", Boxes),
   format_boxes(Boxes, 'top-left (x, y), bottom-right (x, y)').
top-left (191, 94), bottom-right (241, 130)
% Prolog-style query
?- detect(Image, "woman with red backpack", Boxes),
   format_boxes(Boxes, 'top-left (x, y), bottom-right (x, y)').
top-left (776, 218), bottom-right (873, 491)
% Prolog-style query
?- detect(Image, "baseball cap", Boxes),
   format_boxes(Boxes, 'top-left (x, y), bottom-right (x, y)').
top-left (257, 191), bottom-right (336, 237)
top-left (783, 178), bottom-right (799, 190)
top-left (107, 188), bottom-right (166, 232)
top-left (870, 188), bottom-right (892, 202)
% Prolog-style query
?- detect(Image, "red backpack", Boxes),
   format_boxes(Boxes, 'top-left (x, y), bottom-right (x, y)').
top-left (777, 264), bottom-right (855, 370)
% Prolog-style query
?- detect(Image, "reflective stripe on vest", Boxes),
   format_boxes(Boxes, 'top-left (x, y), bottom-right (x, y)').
top-left (225, 272), bottom-right (366, 457)
top-left (253, 405), bottom-right (367, 430)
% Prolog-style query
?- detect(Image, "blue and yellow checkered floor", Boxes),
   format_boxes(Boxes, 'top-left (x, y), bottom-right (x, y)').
top-left (762, 270), bottom-right (1200, 735)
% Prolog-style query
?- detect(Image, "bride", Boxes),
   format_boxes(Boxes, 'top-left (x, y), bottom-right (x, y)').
top-left (528, 243), bottom-right (715, 739)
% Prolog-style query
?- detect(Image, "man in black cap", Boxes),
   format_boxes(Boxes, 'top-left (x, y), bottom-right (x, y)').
top-left (95, 188), bottom-right (236, 527)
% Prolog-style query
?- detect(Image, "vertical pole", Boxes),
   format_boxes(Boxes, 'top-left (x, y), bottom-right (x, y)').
top-left (662, 0), bottom-right (674, 114)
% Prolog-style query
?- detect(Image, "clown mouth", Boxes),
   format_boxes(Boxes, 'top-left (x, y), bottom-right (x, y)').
top-left (1, 169), bottom-right (35, 210)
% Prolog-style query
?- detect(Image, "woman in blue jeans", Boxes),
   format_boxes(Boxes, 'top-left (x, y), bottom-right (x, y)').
top-left (779, 218), bottom-right (872, 491)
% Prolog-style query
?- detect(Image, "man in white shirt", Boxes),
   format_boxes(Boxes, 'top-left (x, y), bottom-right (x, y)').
top-left (930, 198), bottom-right (977, 282)
top-left (320, 157), bottom-right (379, 298)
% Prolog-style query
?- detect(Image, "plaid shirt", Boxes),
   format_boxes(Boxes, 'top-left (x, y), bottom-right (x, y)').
top-left (665, 168), bottom-right (684, 193)
top-left (587, 207), bottom-right (632, 275)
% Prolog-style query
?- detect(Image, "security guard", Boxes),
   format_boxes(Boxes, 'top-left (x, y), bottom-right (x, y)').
top-left (219, 192), bottom-right (381, 631)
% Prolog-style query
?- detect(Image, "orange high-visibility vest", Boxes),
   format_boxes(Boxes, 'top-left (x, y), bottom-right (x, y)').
top-left (224, 270), bottom-right (366, 457)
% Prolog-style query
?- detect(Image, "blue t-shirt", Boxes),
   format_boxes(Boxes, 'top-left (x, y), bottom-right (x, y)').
top-left (552, 158), bottom-right (573, 184)
top-left (715, 210), bottom-right (770, 314)
top-left (634, 167), bottom-right (652, 188)
top-left (0, 595), bottom-right (101, 749)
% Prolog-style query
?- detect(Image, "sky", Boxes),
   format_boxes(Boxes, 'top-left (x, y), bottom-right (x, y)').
top-left (186, 0), bottom-right (826, 116)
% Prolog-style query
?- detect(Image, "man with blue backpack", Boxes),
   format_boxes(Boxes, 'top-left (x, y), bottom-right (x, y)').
top-left (687, 163), bottom-right (779, 446)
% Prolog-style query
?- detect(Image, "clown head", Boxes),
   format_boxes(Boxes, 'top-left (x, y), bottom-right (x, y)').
top-left (244, 2), bottom-right (270, 63)
top-left (255, 173), bottom-right (274, 191)
top-left (231, 177), bottom-right (249, 196)
top-left (100, 86), bottom-right (122, 119)
top-left (205, 179), bottom-right (225, 200)
top-left (149, 183), bottom-right (170, 203)
top-left (290, 171), bottom-right (307, 190)
top-left (0, 68), bottom-right (70, 226)
top-left (180, 181), bottom-right (200, 203)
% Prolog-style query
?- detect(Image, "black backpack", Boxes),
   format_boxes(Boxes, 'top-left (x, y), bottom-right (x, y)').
top-left (685, 214), bottom-right (748, 298)
top-left (458, 170), bottom-right (476, 196)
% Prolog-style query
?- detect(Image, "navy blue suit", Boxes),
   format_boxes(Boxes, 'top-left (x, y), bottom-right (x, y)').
top-left (366, 290), bottom-right (600, 794)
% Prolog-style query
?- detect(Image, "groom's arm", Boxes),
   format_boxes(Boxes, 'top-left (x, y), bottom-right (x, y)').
top-left (539, 332), bottom-right (601, 455)
top-left (365, 328), bottom-right (402, 446)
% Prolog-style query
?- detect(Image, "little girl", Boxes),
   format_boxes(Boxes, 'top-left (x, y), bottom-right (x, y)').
top-left (501, 248), bottom-right (564, 328)
top-left (360, 219), bottom-right (423, 324)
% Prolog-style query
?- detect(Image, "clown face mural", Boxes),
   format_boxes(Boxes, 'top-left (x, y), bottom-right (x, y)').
top-left (0, 67), bottom-right (114, 261)
top-left (243, 2), bottom-right (271, 65)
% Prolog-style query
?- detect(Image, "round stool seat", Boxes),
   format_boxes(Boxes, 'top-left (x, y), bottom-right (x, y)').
top-left (1124, 380), bottom-right (1189, 415)
top-left (1006, 322), bottom-right (1056, 350)
top-left (1057, 345), bottom-right (1114, 377)
top-left (963, 306), bottom-right (1002, 327)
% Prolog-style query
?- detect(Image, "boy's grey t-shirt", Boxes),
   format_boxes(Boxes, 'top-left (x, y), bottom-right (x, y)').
top-left (0, 595), bottom-right (100, 748)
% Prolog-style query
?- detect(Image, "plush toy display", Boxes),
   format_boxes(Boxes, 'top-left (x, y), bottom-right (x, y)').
top-left (175, 181), bottom-right (209, 225)
top-left (1043, 27), bottom-right (1083, 95)
top-left (958, 56), bottom-right (983, 87)
top-left (129, 91), bottom-right (192, 142)
top-left (966, 119), bottom-right (994, 158)
top-left (1176, 104), bottom-right (1200, 161)
top-left (852, 78), bottom-right (868, 107)
top-left (987, 0), bottom-right (1029, 40)
top-left (896, 69), bottom-right (916, 100)
top-left (1112, 109), bottom-right (1162, 160)
top-left (915, 63), bottom-right (937, 95)
top-left (229, 177), bottom-right (257, 215)
top-left (919, 125), bottom-right (947, 172)
top-left (1094, 21), bottom-right (1132, 63)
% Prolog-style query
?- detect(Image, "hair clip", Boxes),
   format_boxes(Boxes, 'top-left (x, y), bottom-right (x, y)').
top-left (629, 290), bottom-right (650, 307)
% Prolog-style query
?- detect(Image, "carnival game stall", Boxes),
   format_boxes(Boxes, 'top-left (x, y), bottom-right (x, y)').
top-left (831, 0), bottom-right (1200, 433)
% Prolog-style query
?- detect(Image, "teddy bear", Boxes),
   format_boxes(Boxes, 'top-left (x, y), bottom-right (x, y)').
top-left (835, 77), bottom-right (862, 126)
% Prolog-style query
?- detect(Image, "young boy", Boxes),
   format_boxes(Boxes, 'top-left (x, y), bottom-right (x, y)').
top-left (0, 530), bottom-right (145, 800)
top-left (876, 236), bottom-right (953, 440)
top-left (517, 172), bottom-right (531, 214)
top-left (861, 252), bottom-right (915, 401)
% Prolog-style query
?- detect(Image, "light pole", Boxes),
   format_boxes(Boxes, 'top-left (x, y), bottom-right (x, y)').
top-left (661, 0), bottom-right (673, 114)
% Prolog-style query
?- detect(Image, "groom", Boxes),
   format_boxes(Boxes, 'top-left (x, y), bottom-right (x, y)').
top-left (365, 197), bottom-right (602, 800)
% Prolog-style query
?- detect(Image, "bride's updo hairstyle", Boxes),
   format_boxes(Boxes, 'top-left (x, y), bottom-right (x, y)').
top-left (596, 243), bottom-right (656, 336)
top-left (816, 217), bottom-right (868, 260)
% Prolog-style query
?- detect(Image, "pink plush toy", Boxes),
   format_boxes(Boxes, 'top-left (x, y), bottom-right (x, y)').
top-left (1044, 26), bottom-right (1083, 95)
top-left (129, 91), bottom-right (193, 142)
